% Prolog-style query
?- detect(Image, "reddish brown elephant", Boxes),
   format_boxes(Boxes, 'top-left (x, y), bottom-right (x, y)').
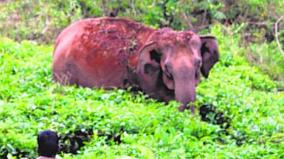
top-left (53, 17), bottom-right (219, 112)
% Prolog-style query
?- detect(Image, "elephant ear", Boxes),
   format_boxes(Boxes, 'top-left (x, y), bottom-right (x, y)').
top-left (200, 36), bottom-right (220, 78)
top-left (137, 42), bottom-right (162, 93)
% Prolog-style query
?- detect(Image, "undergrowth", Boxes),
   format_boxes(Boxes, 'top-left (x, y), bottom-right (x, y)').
top-left (0, 25), bottom-right (283, 158)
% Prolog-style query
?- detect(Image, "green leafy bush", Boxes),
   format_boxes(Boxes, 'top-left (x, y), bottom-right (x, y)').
top-left (248, 42), bottom-right (284, 89)
top-left (0, 24), bottom-right (283, 158)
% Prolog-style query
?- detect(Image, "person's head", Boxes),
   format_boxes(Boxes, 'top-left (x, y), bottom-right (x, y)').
top-left (37, 130), bottom-right (59, 158)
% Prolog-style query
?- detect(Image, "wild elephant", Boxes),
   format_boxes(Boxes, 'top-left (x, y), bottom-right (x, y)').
top-left (52, 17), bottom-right (219, 112)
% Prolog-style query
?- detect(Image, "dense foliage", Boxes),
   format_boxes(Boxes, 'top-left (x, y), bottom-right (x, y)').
top-left (0, 24), bottom-right (283, 158)
top-left (1, 0), bottom-right (284, 42)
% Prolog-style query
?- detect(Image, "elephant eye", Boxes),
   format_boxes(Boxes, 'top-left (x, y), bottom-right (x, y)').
top-left (144, 64), bottom-right (159, 74)
top-left (150, 50), bottom-right (161, 63)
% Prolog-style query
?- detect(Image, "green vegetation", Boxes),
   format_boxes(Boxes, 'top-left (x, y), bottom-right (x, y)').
top-left (0, 0), bottom-right (284, 158)
top-left (1, 0), bottom-right (284, 40)
top-left (248, 42), bottom-right (284, 89)
top-left (0, 24), bottom-right (283, 158)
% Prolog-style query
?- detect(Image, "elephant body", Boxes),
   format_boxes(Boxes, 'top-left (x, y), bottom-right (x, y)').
top-left (53, 17), bottom-right (220, 111)
top-left (53, 18), bottom-right (153, 88)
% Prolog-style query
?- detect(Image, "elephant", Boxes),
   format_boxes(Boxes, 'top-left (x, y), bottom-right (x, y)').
top-left (52, 17), bottom-right (219, 112)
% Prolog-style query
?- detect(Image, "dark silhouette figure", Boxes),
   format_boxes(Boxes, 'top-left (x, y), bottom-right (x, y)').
top-left (37, 130), bottom-right (59, 159)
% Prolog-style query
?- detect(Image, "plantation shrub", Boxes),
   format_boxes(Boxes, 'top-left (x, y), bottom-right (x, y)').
top-left (0, 24), bottom-right (283, 158)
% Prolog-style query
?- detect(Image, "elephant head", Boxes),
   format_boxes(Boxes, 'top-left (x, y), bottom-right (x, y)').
top-left (137, 28), bottom-right (219, 112)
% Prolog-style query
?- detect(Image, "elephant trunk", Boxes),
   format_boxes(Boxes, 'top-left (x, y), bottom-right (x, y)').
top-left (173, 68), bottom-right (196, 112)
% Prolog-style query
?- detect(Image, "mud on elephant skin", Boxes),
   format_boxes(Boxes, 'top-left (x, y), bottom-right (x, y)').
top-left (52, 17), bottom-right (220, 112)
